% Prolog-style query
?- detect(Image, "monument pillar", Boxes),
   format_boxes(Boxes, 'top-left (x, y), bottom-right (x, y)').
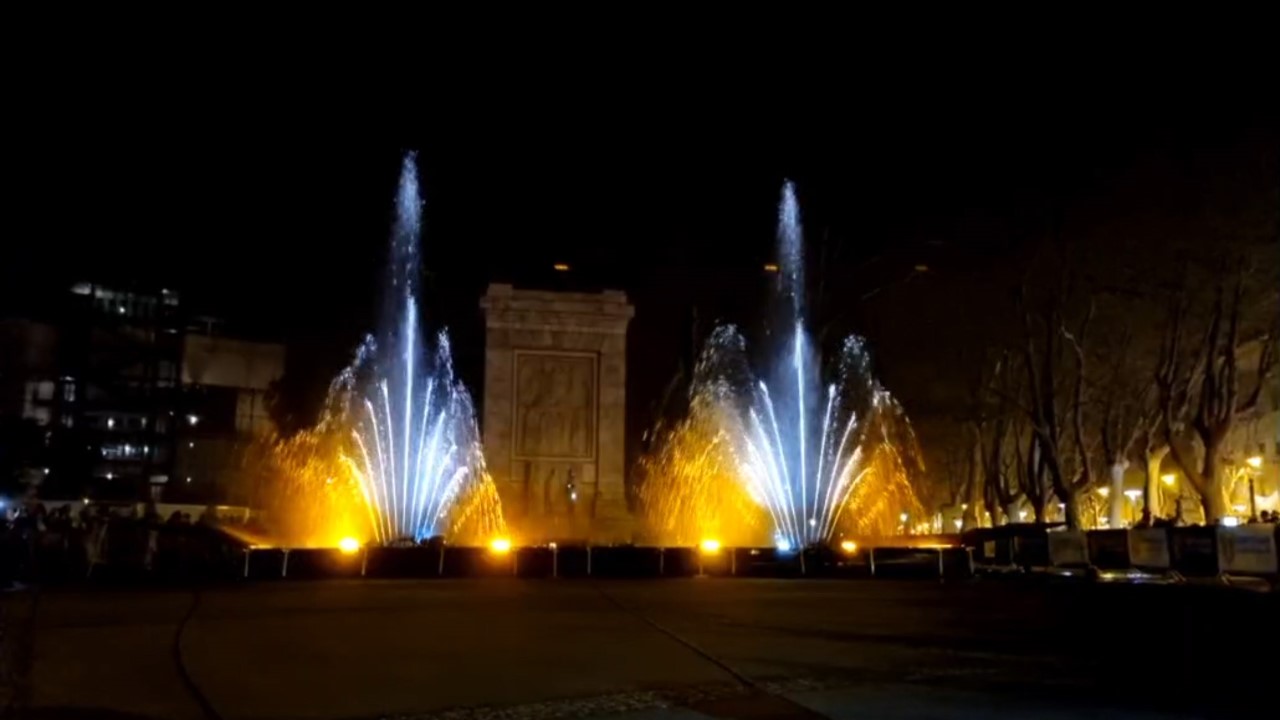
top-left (480, 284), bottom-right (634, 543)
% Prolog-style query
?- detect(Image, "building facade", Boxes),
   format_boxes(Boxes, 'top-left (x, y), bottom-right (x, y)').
top-left (1222, 337), bottom-right (1280, 516)
top-left (0, 283), bottom-right (283, 505)
top-left (175, 329), bottom-right (284, 505)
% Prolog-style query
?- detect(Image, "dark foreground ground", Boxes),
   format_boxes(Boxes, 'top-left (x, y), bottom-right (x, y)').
top-left (3, 578), bottom-right (1275, 720)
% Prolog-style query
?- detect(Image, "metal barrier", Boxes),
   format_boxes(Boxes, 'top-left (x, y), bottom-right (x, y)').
top-left (1046, 530), bottom-right (1089, 569)
top-left (1127, 528), bottom-right (1171, 571)
top-left (1216, 525), bottom-right (1278, 576)
top-left (961, 524), bottom-right (1278, 586)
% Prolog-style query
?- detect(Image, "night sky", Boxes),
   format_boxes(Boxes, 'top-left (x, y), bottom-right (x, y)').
top-left (5, 28), bottom-right (1276, 461)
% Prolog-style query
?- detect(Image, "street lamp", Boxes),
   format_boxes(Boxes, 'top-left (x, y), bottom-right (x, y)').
top-left (1161, 473), bottom-right (1176, 487)
top-left (1124, 489), bottom-right (1143, 527)
top-left (1245, 456), bottom-right (1263, 521)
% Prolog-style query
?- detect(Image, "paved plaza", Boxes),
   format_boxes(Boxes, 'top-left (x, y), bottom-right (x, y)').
top-left (4, 578), bottom-right (1274, 719)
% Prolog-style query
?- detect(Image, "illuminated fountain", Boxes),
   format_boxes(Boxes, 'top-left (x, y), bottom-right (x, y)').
top-left (641, 182), bottom-right (921, 549)
top-left (249, 154), bottom-right (504, 548)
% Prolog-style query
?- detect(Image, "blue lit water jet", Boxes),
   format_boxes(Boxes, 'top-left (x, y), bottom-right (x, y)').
top-left (332, 154), bottom-right (501, 544)
top-left (675, 181), bottom-right (920, 548)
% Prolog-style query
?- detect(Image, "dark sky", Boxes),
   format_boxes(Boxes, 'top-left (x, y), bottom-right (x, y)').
top-left (5, 27), bottom-right (1277, 448)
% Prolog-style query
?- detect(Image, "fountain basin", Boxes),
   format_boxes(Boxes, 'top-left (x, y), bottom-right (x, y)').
top-left (239, 542), bottom-right (972, 580)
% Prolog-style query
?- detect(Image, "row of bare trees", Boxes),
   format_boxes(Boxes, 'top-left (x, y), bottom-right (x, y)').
top-left (950, 237), bottom-right (1276, 529)
top-left (944, 136), bottom-right (1279, 529)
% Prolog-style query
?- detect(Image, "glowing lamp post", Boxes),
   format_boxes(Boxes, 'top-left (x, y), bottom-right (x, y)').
top-left (1123, 489), bottom-right (1143, 527)
top-left (1245, 456), bottom-right (1263, 521)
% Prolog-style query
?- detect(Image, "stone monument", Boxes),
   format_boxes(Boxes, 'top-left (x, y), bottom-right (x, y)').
top-left (480, 283), bottom-right (634, 543)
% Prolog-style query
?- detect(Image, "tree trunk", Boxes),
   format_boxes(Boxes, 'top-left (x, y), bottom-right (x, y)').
top-left (1032, 495), bottom-right (1047, 524)
top-left (962, 502), bottom-right (982, 530)
top-left (983, 494), bottom-right (1000, 528)
top-left (1108, 460), bottom-right (1128, 528)
top-left (1064, 490), bottom-right (1085, 530)
top-left (963, 429), bottom-right (984, 530)
top-left (1142, 446), bottom-right (1168, 524)
top-left (1199, 451), bottom-right (1228, 523)
top-left (987, 502), bottom-right (1004, 527)
top-left (1005, 502), bottom-right (1022, 524)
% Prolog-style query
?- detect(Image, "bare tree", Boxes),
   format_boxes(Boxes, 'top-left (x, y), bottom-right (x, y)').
top-left (1133, 407), bottom-right (1169, 525)
top-left (1077, 316), bottom-right (1165, 527)
top-left (1060, 301), bottom-right (1100, 528)
top-left (1158, 275), bottom-right (1277, 522)
top-left (957, 359), bottom-right (987, 530)
top-left (935, 429), bottom-right (971, 513)
top-left (1014, 420), bottom-right (1052, 522)
top-left (960, 351), bottom-right (1023, 529)
top-left (1018, 270), bottom-right (1103, 530)
top-left (962, 420), bottom-right (984, 529)
top-left (980, 354), bottom-right (1024, 524)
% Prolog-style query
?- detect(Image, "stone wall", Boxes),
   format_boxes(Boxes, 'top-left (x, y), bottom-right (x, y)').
top-left (480, 284), bottom-right (633, 542)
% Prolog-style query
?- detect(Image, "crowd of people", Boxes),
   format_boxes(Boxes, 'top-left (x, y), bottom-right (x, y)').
top-left (1, 500), bottom-right (248, 587)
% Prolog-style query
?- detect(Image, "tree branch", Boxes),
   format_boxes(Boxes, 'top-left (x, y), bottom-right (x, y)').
top-left (1239, 325), bottom-right (1277, 414)
top-left (1063, 301), bottom-right (1095, 491)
